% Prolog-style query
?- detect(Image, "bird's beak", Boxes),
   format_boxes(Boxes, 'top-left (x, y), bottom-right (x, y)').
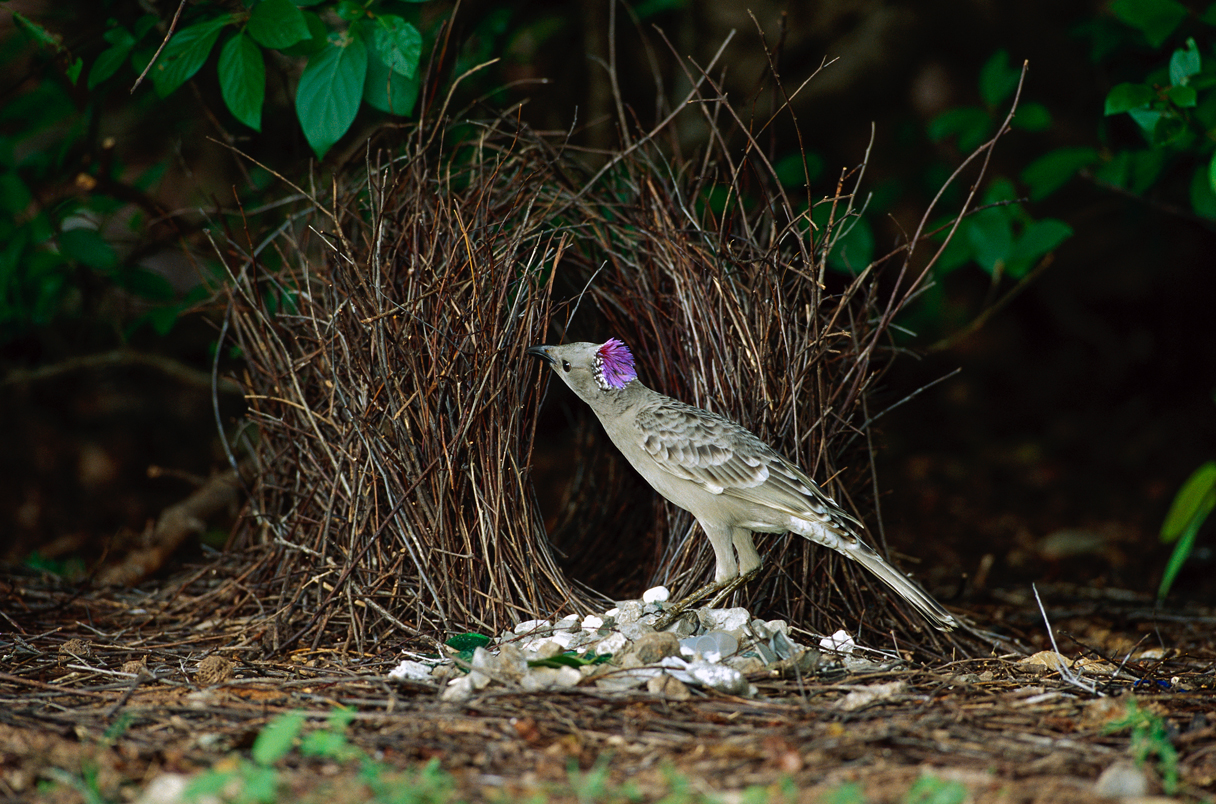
top-left (526, 345), bottom-right (555, 366)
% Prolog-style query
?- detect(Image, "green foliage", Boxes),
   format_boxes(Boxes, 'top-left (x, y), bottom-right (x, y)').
top-left (1063, 5), bottom-right (1216, 220)
top-left (185, 708), bottom-right (459, 804)
top-left (928, 50), bottom-right (1054, 150)
top-left (528, 651), bottom-right (613, 669)
top-left (904, 775), bottom-right (967, 804)
top-left (822, 782), bottom-right (865, 804)
top-left (115, 0), bottom-right (433, 157)
top-left (1158, 460), bottom-right (1216, 600)
top-left (1, 13), bottom-right (208, 345)
top-left (1106, 698), bottom-right (1180, 794)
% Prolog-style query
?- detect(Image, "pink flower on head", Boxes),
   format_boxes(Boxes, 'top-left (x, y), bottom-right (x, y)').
top-left (595, 338), bottom-right (637, 390)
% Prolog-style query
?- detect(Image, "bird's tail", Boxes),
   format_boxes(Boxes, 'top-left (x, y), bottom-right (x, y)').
top-left (842, 539), bottom-right (958, 631)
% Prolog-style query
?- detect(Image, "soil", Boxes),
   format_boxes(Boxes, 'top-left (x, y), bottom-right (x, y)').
top-left (2, 561), bottom-right (1215, 803)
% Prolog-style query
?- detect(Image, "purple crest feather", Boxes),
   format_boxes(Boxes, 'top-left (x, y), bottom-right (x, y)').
top-left (595, 338), bottom-right (637, 390)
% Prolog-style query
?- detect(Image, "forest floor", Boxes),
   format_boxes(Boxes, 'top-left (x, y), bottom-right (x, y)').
top-left (2, 568), bottom-right (1214, 804)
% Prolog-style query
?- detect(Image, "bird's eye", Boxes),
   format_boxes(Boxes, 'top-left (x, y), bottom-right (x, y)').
top-left (561, 360), bottom-right (571, 372)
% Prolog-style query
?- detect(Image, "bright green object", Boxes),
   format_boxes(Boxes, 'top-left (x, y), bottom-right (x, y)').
top-left (1158, 460), bottom-right (1216, 600)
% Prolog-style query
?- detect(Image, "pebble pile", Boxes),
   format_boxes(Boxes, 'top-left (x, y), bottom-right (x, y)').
top-left (389, 586), bottom-right (854, 701)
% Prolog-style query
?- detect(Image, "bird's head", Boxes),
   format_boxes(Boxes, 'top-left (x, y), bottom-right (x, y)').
top-left (526, 338), bottom-right (638, 400)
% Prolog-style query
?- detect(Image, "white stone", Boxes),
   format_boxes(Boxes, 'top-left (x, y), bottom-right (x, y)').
top-left (468, 647), bottom-right (495, 689)
top-left (136, 774), bottom-right (195, 804)
top-left (556, 614), bottom-right (580, 631)
top-left (698, 607), bottom-right (750, 633)
top-left (555, 665), bottom-right (582, 687)
top-left (1094, 762), bottom-right (1148, 798)
top-left (521, 667), bottom-right (560, 691)
top-left (595, 631), bottom-right (628, 656)
top-left (581, 614), bottom-right (604, 630)
top-left (442, 675), bottom-right (475, 701)
top-left (496, 643), bottom-right (529, 681)
top-left (615, 601), bottom-right (644, 625)
top-left (820, 630), bottom-right (855, 655)
top-left (604, 607), bottom-right (620, 618)
top-left (526, 639), bottom-right (564, 659)
top-left (387, 660), bottom-right (434, 682)
top-left (642, 586), bottom-right (670, 604)
top-left (686, 660), bottom-right (751, 696)
top-left (513, 619), bottom-right (552, 635)
top-left (764, 619), bottom-right (790, 638)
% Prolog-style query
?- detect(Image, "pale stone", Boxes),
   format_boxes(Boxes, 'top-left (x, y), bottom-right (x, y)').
top-left (642, 586), bottom-right (670, 604)
top-left (698, 607), bottom-right (750, 633)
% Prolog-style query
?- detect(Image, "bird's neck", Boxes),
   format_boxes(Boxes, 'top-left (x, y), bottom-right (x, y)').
top-left (584, 379), bottom-right (654, 419)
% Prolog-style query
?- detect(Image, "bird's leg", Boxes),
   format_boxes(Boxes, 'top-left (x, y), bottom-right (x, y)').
top-left (651, 568), bottom-right (761, 631)
top-left (652, 524), bottom-right (762, 630)
top-left (705, 565), bottom-right (760, 609)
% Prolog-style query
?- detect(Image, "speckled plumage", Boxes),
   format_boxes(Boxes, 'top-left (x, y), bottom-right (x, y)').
top-left (526, 339), bottom-right (957, 630)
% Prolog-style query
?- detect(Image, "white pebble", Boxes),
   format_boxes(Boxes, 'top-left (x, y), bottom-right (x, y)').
top-left (387, 660), bottom-right (434, 682)
top-left (581, 614), bottom-right (604, 630)
top-left (642, 586), bottom-right (670, 604)
top-left (819, 630), bottom-right (856, 655)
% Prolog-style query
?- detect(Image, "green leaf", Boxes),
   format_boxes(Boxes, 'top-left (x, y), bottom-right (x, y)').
top-left (89, 43), bottom-right (132, 89)
top-left (65, 58), bottom-right (82, 85)
top-left (368, 15), bottom-right (422, 79)
top-left (1110, 0), bottom-right (1189, 47)
top-left (1104, 82), bottom-right (1154, 115)
top-left (1161, 462), bottom-right (1216, 543)
top-left (252, 711), bottom-right (306, 766)
top-left (248, 0), bottom-right (311, 50)
top-left (114, 266), bottom-right (175, 301)
top-left (363, 48), bottom-right (420, 115)
top-left (1006, 218), bottom-right (1073, 277)
top-left (827, 215), bottom-right (875, 273)
top-left (218, 33), bottom-right (265, 131)
top-left (241, 764), bottom-right (281, 802)
top-left (527, 651), bottom-right (613, 668)
top-left (1127, 105), bottom-right (1163, 137)
top-left (1159, 515), bottom-right (1204, 600)
top-left (141, 306), bottom-right (181, 336)
top-left (933, 220), bottom-right (975, 275)
top-left (12, 11), bottom-right (64, 51)
top-left (1169, 38), bottom-right (1201, 85)
top-left (979, 50), bottom-right (1019, 108)
top-left (927, 107), bottom-right (992, 151)
top-left (1127, 148), bottom-right (1167, 193)
top-left (185, 770), bottom-right (238, 800)
top-left (151, 15), bottom-right (232, 97)
top-left (1011, 102), bottom-right (1052, 131)
top-left (296, 33), bottom-right (368, 158)
top-left (966, 206), bottom-right (1014, 276)
top-left (773, 152), bottom-right (824, 187)
top-left (1021, 147), bottom-right (1100, 200)
top-left (1202, 3), bottom-right (1216, 24)
top-left (0, 172), bottom-right (32, 213)
top-left (59, 228), bottom-right (118, 271)
top-left (444, 633), bottom-right (491, 651)
top-left (279, 11), bottom-right (328, 56)
top-left (1210, 150), bottom-right (1216, 194)
top-left (1167, 84), bottom-right (1197, 107)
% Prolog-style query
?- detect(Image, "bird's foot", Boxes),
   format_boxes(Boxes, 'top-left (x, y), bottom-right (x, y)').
top-left (651, 568), bottom-right (760, 631)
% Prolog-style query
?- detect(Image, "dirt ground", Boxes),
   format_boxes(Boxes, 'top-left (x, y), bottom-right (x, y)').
top-left (2, 567), bottom-right (1214, 804)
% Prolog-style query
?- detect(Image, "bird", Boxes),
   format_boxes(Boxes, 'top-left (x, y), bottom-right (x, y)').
top-left (527, 338), bottom-right (957, 631)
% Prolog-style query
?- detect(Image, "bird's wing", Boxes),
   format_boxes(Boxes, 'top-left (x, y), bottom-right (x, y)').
top-left (634, 400), bottom-right (860, 528)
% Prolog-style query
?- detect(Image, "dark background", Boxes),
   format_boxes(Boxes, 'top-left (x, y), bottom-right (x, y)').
top-left (2, 0), bottom-right (1213, 605)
